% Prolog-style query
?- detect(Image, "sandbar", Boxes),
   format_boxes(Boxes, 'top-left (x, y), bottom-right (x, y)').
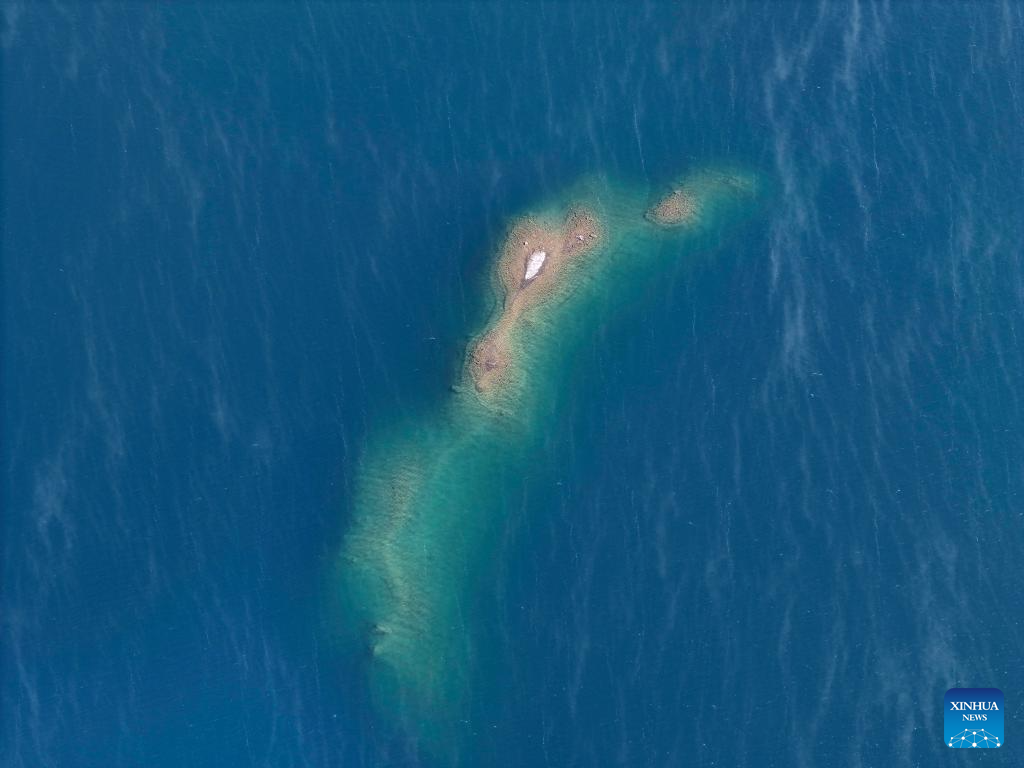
top-left (648, 169), bottom-right (762, 228)
top-left (468, 207), bottom-right (602, 393)
top-left (646, 187), bottom-right (698, 227)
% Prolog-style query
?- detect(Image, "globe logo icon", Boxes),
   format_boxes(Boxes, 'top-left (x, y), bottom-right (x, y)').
top-left (948, 728), bottom-right (1001, 748)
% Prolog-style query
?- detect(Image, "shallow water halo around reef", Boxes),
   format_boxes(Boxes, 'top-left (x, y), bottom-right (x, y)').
top-left (332, 164), bottom-right (766, 759)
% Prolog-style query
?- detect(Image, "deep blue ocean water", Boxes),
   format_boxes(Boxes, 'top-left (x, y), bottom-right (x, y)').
top-left (4, 2), bottom-right (1024, 766)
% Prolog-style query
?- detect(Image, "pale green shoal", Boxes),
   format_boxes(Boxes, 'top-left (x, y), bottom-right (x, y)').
top-left (333, 165), bottom-right (764, 757)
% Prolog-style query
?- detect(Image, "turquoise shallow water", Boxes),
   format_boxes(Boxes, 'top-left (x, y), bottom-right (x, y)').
top-left (4, 2), bottom-right (1024, 766)
top-left (338, 170), bottom-right (764, 761)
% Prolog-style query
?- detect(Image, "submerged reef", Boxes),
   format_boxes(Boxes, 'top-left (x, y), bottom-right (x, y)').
top-left (335, 165), bottom-right (763, 760)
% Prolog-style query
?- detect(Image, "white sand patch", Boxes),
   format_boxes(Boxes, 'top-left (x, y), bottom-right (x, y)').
top-left (524, 250), bottom-right (547, 281)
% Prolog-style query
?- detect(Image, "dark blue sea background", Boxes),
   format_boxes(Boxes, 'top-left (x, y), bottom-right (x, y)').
top-left (4, 2), bottom-right (1023, 766)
